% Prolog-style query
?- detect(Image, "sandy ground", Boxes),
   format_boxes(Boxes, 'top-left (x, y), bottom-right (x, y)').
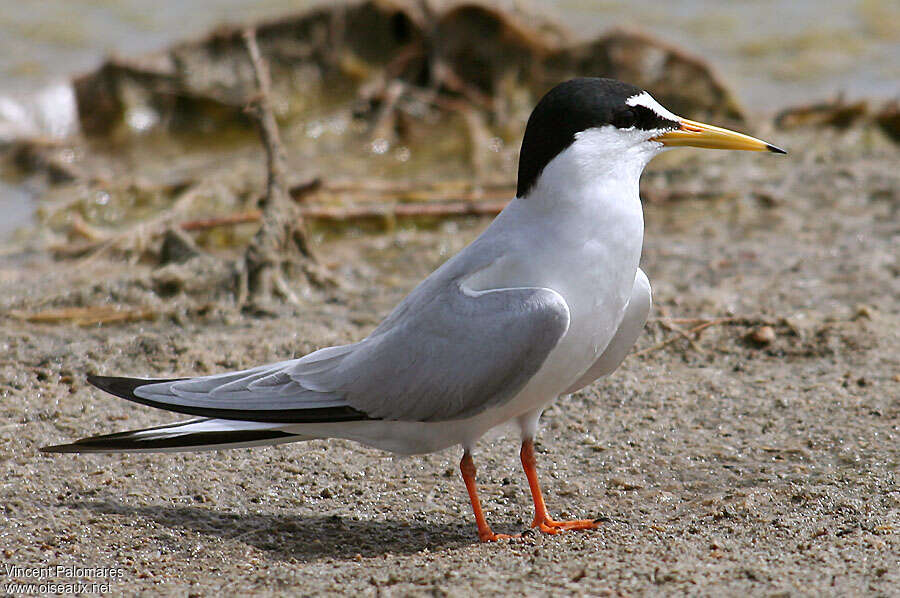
top-left (1, 127), bottom-right (898, 596)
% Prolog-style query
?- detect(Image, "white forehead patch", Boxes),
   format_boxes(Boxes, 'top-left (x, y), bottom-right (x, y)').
top-left (625, 91), bottom-right (681, 123)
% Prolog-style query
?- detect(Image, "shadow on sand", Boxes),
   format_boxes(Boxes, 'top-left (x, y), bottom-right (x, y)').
top-left (60, 498), bottom-right (490, 561)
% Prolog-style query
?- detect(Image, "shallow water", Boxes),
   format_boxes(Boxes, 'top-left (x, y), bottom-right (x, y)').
top-left (1, 0), bottom-right (895, 106)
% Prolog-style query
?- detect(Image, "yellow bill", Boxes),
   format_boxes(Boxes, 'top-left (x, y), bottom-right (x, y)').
top-left (654, 118), bottom-right (786, 153)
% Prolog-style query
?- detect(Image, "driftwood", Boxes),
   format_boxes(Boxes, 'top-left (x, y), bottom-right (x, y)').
top-left (874, 101), bottom-right (900, 142)
top-left (236, 28), bottom-right (319, 307)
top-left (774, 95), bottom-right (900, 144)
top-left (317, 179), bottom-right (513, 195)
top-left (775, 96), bottom-right (869, 130)
top-left (74, 183), bottom-right (212, 264)
top-left (9, 306), bottom-right (158, 327)
top-left (180, 198), bottom-right (509, 232)
top-left (72, 1), bottom-right (747, 141)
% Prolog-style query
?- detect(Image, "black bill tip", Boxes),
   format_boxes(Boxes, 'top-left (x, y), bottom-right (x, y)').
top-left (766, 143), bottom-right (787, 154)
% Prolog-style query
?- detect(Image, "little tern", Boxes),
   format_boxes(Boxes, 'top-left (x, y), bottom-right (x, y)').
top-left (43, 78), bottom-right (785, 542)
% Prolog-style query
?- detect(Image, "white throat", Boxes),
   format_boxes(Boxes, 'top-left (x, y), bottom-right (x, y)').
top-left (526, 126), bottom-right (665, 208)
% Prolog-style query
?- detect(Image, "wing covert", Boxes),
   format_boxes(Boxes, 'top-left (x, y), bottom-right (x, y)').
top-left (302, 280), bottom-right (570, 421)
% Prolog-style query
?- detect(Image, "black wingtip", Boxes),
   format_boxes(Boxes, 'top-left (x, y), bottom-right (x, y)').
top-left (766, 143), bottom-right (787, 154)
top-left (41, 374), bottom-right (142, 453)
top-left (86, 373), bottom-right (142, 398)
top-left (85, 373), bottom-right (373, 424)
top-left (41, 443), bottom-right (81, 454)
top-left (86, 374), bottom-right (187, 400)
top-left (41, 425), bottom-right (296, 453)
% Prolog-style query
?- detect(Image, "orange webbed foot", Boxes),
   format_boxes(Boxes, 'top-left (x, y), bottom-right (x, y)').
top-left (532, 517), bottom-right (602, 534)
top-left (520, 440), bottom-right (604, 536)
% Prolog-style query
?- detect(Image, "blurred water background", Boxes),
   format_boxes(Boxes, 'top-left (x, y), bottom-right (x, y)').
top-left (0, 0), bottom-right (897, 238)
top-left (2, 1), bottom-right (896, 110)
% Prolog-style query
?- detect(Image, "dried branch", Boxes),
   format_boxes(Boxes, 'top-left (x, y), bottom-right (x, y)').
top-left (66, 184), bottom-right (209, 262)
top-left (181, 211), bottom-right (262, 232)
top-left (238, 27), bottom-right (317, 307)
top-left (178, 198), bottom-right (509, 232)
top-left (634, 316), bottom-right (781, 357)
top-left (9, 305), bottom-right (159, 327)
top-left (657, 318), bottom-right (707, 354)
top-left (316, 181), bottom-right (515, 203)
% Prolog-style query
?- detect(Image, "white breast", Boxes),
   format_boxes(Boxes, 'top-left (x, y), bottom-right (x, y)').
top-left (466, 151), bottom-right (647, 423)
top-left (511, 201), bottom-right (643, 414)
top-left (439, 125), bottom-right (663, 446)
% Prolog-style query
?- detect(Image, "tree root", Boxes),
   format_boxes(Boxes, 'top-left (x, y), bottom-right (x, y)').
top-left (237, 27), bottom-right (320, 310)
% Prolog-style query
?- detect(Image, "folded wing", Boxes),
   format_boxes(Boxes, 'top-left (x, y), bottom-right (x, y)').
top-left (328, 281), bottom-right (570, 421)
top-left (91, 280), bottom-right (570, 423)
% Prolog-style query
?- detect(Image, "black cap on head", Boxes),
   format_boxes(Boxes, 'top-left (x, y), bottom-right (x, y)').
top-left (516, 78), bottom-right (679, 198)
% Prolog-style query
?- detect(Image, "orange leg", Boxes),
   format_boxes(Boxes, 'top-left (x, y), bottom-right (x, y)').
top-left (460, 451), bottom-right (519, 542)
top-left (520, 439), bottom-right (601, 534)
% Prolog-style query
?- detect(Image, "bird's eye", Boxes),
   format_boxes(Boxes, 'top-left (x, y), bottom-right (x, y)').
top-left (613, 109), bottom-right (636, 129)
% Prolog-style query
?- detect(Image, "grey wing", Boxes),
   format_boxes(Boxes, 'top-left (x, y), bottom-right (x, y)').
top-left (564, 268), bottom-right (651, 394)
top-left (322, 280), bottom-right (571, 421)
top-left (128, 347), bottom-right (365, 422)
top-left (130, 280), bottom-right (569, 423)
